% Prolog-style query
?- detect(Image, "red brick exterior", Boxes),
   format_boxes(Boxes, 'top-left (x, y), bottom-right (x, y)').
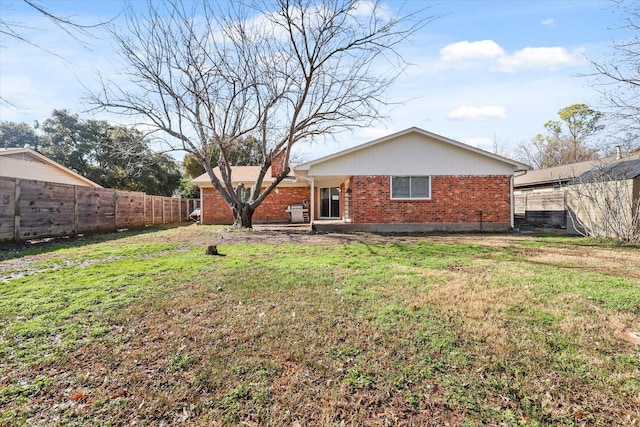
top-left (201, 175), bottom-right (511, 226)
top-left (201, 186), bottom-right (311, 224)
top-left (271, 151), bottom-right (287, 177)
top-left (348, 175), bottom-right (511, 224)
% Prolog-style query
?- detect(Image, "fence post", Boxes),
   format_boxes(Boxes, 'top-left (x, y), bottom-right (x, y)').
top-left (13, 179), bottom-right (21, 241)
top-left (114, 190), bottom-right (118, 229)
top-left (74, 185), bottom-right (79, 236)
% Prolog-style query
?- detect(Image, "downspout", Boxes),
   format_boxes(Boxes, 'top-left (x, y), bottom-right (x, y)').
top-left (199, 188), bottom-right (203, 225)
top-left (510, 175), bottom-right (515, 229)
top-left (311, 177), bottom-right (315, 225)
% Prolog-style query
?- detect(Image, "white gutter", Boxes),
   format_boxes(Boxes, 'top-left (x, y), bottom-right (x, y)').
top-left (510, 175), bottom-right (514, 229)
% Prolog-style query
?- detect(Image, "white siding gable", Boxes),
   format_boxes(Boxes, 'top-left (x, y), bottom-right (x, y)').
top-left (301, 129), bottom-right (525, 177)
top-left (0, 149), bottom-right (100, 187)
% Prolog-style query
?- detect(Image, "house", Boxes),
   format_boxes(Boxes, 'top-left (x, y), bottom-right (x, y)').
top-left (0, 147), bottom-right (101, 187)
top-left (192, 165), bottom-right (310, 224)
top-left (514, 151), bottom-right (640, 235)
top-left (193, 127), bottom-right (530, 232)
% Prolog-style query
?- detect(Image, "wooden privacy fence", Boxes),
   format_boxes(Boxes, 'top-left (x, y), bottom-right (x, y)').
top-left (0, 177), bottom-right (199, 242)
top-left (514, 190), bottom-right (566, 228)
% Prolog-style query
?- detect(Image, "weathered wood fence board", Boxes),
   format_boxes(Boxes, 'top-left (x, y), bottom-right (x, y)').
top-left (0, 178), bottom-right (16, 241)
top-left (18, 180), bottom-right (76, 240)
top-left (514, 194), bottom-right (526, 216)
top-left (525, 191), bottom-right (565, 211)
top-left (77, 186), bottom-right (116, 234)
top-left (116, 191), bottom-right (145, 229)
top-left (0, 177), bottom-right (199, 242)
top-left (514, 190), bottom-right (567, 227)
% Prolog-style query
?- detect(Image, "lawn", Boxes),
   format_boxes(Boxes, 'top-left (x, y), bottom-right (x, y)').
top-left (1, 225), bottom-right (639, 426)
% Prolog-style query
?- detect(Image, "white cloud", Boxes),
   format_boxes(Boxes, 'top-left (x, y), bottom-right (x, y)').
top-left (542, 18), bottom-right (555, 26)
top-left (447, 105), bottom-right (507, 121)
top-left (495, 46), bottom-right (586, 72)
top-left (439, 40), bottom-right (505, 62)
top-left (352, 1), bottom-right (394, 21)
top-left (437, 39), bottom-right (586, 73)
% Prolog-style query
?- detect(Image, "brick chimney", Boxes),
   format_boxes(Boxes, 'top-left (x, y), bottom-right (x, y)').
top-left (271, 151), bottom-right (287, 177)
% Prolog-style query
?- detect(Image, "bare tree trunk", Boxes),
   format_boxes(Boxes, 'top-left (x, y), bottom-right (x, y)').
top-left (232, 202), bottom-right (255, 228)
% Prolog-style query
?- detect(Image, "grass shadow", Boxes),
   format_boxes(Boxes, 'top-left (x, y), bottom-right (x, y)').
top-left (0, 224), bottom-right (190, 261)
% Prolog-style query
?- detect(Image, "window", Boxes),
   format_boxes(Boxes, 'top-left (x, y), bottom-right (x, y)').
top-left (391, 176), bottom-right (431, 199)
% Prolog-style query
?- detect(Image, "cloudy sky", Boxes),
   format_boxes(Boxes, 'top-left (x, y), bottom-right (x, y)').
top-left (0, 0), bottom-right (625, 161)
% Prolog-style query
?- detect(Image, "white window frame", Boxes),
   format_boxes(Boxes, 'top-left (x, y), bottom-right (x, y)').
top-left (390, 176), bottom-right (431, 200)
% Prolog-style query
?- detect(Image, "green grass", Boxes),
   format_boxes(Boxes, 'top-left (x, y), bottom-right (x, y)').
top-left (1, 226), bottom-right (638, 426)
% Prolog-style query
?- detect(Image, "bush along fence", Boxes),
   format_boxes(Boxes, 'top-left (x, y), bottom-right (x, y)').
top-left (0, 177), bottom-right (200, 242)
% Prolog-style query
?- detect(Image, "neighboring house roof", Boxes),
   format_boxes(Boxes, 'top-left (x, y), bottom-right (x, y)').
top-left (295, 127), bottom-right (530, 181)
top-left (0, 147), bottom-right (102, 187)
top-left (192, 166), bottom-right (300, 188)
top-left (578, 158), bottom-right (640, 182)
top-left (514, 159), bottom-right (598, 187)
top-left (514, 152), bottom-right (640, 187)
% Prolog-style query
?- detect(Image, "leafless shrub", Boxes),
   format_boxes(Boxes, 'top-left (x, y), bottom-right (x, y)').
top-left (566, 160), bottom-right (640, 243)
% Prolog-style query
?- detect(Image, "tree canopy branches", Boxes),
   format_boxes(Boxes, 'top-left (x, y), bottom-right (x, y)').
top-left (589, 1), bottom-right (640, 151)
top-left (518, 104), bottom-right (604, 169)
top-left (0, 110), bottom-right (182, 196)
top-left (90, 0), bottom-right (431, 227)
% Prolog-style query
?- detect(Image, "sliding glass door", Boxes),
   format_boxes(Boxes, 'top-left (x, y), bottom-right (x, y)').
top-left (320, 187), bottom-right (340, 218)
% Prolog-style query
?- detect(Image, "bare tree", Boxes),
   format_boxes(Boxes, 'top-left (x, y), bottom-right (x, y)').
top-left (0, 0), bottom-right (101, 49)
top-left (589, 1), bottom-right (640, 152)
top-left (566, 161), bottom-right (640, 243)
top-left (89, 0), bottom-right (430, 228)
top-left (0, 0), bottom-right (111, 108)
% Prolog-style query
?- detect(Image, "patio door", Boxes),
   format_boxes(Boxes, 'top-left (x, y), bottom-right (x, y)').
top-left (320, 187), bottom-right (340, 218)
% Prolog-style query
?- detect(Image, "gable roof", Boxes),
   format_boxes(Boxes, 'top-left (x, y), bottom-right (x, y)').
top-left (0, 147), bottom-right (102, 187)
top-left (295, 127), bottom-right (530, 177)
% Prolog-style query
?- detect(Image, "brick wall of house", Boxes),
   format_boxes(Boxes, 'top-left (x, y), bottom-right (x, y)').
top-left (271, 151), bottom-right (287, 177)
top-left (349, 175), bottom-right (511, 224)
top-left (201, 186), bottom-right (311, 224)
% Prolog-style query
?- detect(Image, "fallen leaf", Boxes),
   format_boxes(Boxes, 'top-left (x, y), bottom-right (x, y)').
top-left (620, 330), bottom-right (640, 345)
top-left (71, 392), bottom-right (88, 401)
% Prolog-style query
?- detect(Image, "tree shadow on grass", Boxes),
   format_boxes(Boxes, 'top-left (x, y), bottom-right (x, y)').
top-left (0, 223), bottom-right (191, 261)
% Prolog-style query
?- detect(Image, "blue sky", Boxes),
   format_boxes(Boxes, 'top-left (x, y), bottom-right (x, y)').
top-left (0, 0), bottom-right (623, 161)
